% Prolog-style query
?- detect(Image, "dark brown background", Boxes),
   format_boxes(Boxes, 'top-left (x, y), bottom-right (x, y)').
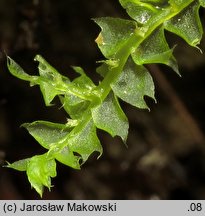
top-left (0, 0), bottom-right (205, 199)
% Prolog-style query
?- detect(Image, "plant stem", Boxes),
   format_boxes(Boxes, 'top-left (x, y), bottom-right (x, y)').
top-left (97, 0), bottom-right (194, 102)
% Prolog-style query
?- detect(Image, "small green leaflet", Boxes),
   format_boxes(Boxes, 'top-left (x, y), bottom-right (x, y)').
top-left (22, 121), bottom-right (72, 149)
top-left (6, 158), bottom-right (30, 171)
top-left (164, 1), bottom-right (203, 47)
top-left (94, 17), bottom-right (136, 58)
top-left (7, 56), bottom-right (98, 106)
top-left (26, 155), bottom-right (56, 197)
top-left (92, 92), bottom-right (129, 142)
top-left (22, 121), bottom-right (81, 169)
top-left (199, 0), bottom-right (205, 7)
top-left (7, 154), bottom-right (56, 197)
top-left (131, 27), bottom-right (179, 73)
top-left (119, 0), bottom-right (167, 25)
top-left (111, 58), bottom-right (155, 109)
top-left (59, 94), bottom-right (90, 119)
top-left (66, 119), bottom-right (103, 162)
top-left (22, 120), bottom-right (102, 169)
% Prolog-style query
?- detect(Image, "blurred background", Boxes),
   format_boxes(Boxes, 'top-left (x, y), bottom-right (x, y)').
top-left (0, 0), bottom-right (205, 199)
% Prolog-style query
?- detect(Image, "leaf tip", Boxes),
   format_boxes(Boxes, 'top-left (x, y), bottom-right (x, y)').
top-left (95, 33), bottom-right (104, 46)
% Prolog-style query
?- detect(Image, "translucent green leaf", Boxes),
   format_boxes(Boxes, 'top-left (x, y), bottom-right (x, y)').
top-left (39, 82), bottom-right (61, 106)
top-left (199, 0), bottom-right (205, 7)
top-left (26, 155), bottom-right (56, 197)
top-left (96, 62), bottom-right (109, 78)
top-left (164, 1), bottom-right (203, 47)
top-left (59, 94), bottom-right (90, 119)
top-left (22, 121), bottom-right (80, 169)
top-left (119, 0), bottom-right (161, 25)
top-left (7, 56), bottom-right (67, 106)
top-left (92, 93), bottom-right (129, 142)
top-left (22, 121), bottom-right (71, 149)
top-left (7, 56), bottom-right (38, 83)
top-left (54, 146), bottom-right (81, 170)
top-left (34, 55), bottom-right (71, 106)
top-left (111, 58), bottom-right (155, 109)
top-left (71, 66), bottom-right (99, 101)
top-left (34, 55), bottom-right (64, 82)
top-left (72, 66), bottom-right (96, 91)
top-left (6, 158), bottom-right (30, 171)
top-left (132, 27), bottom-right (179, 73)
top-left (169, 0), bottom-right (193, 8)
top-left (67, 120), bottom-right (103, 162)
top-left (7, 56), bottom-right (97, 107)
top-left (94, 17), bottom-right (136, 58)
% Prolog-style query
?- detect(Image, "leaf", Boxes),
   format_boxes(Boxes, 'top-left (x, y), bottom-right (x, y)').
top-left (199, 0), bottom-right (205, 7)
top-left (7, 56), bottom-right (67, 106)
top-left (34, 55), bottom-right (63, 82)
top-left (71, 66), bottom-right (99, 102)
top-left (67, 119), bottom-right (103, 162)
top-left (164, 1), bottom-right (203, 47)
top-left (92, 92), bottom-right (129, 142)
top-left (7, 56), bottom-right (38, 83)
top-left (22, 121), bottom-right (71, 149)
top-left (94, 17), bottom-right (136, 58)
top-left (54, 146), bottom-right (81, 169)
top-left (59, 94), bottom-right (90, 119)
top-left (22, 121), bottom-right (80, 169)
top-left (34, 55), bottom-right (70, 106)
top-left (119, 0), bottom-right (163, 25)
top-left (131, 27), bottom-right (179, 73)
top-left (7, 55), bottom-right (97, 107)
top-left (6, 158), bottom-right (30, 171)
top-left (111, 57), bottom-right (155, 109)
top-left (26, 155), bottom-right (56, 197)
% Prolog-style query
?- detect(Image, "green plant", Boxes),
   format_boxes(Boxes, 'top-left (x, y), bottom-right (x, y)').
top-left (6, 0), bottom-right (205, 196)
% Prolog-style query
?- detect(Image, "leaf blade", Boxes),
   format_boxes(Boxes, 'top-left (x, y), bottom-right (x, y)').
top-left (94, 17), bottom-right (136, 58)
top-left (92, 92), bottom-right (129, 142)
top-left (164, 1), bottom-right (203, 47)
top-left (111, 58), bottom-right (155, 109)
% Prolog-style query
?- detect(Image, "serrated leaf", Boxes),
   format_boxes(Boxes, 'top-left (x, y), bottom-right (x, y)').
top-left (8, 55), bottom-right (98, 106)
top-left (94, 17), bottom-right (136, 58)
top-left (164, 1), bottom-right (203, 47)
top-left (67, 119), bottom-right (103, 162)
top-left (132, 27), bottom-right (179, 73)
top-left (22, 121), bottom-right (71, 149)
top-left (34, 55), bottom-right (63, 82)
top-left (60, 94), bottom-right (90, 119)
top-left (39, 82), bottom-right (61, 106)
top-left (7, 56), bottom-right (38, 83)
top-left (6, 158), bottom-right (30, 171)
top-left (54, 146), bottom-right (81, 169)
top-left (34, 55), bottom-right (71, 106)
top-left (199, 0), bottom-right (205, 7)
top-left (22, 121), bottom-right (80, 169)
top-left (119, 0), bottom-right (161, 25)
top-left (71, 66), bottom-right (98, 100)
top-left (111, 58), bottom-right (155, 109)
top-left (26, 155), bottom-right (56, 197)
top-left (7, 56), bottom-right (68, 106)
top-left (72, 66), bottom-right (96, 90)
top-left (92, 93), bottom-right (129, 142)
